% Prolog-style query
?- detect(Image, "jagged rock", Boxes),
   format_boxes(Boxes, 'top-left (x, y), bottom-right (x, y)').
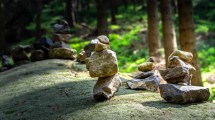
top-left (11, 46), bottom-right (30, 64)
top-left (127, 75), bottom-right (160, 92)
top-left (93, 74), bottom-right (122, 101)
top-left (86, 49), bottom-right (118, 78)
top-left (159, 84), bottom-right (210, 104)
top-left (33, 37), bottom-right (54, 53)
top-left (53, 20), bottom-right (70, 34)
top-left (168, 50), bottom-right (193, 63)
top-left (159, 66), bottom-right (191, 85)
top-left (138, 62), bottom-right (155, 72)
top-left (51, 41), bottom-right (71, 49)
top-left (134, 71), bottom-right (154, 79)
top-left (84, 43), bottom-right (95, 57)
top-left (31, 49), bottom-right (47, 62)
top-left (91, 35), bottom-right (110, 52)
top-left (52, 34), bottom-right (71, 43)
top-left (49, 48), bottom-right (77, 60)
top-left (1, 55), bottom-right (13, 68)
top-left (77, 49), bottom-right (87, 63)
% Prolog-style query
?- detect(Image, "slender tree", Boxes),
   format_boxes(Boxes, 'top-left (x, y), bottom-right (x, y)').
top-left (66, 0), bottom-right (76, 27)
top-left (147, 0), bottom-right (161, 58)
top-left (109, 0), bottom-right (117, 24)
top-left (160, 0), bottom-right (177, 65)
top-left (0, 0), bottom-right (5, 54)
top-left (96, 0), bottom-right (108, 35)
top-left (178, 0), bottom-right (202, 86)
top-left (35, 0), bottom-right (43, 40)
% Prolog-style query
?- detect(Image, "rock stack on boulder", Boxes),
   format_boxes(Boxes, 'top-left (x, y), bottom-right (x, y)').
top-left (126, 60), bottom-right (160, 92)
top-left (86, 35), bottom-right (122, 101)
top-left (48, 21), bottom-right (77, 60)
top-left (159, 50), bottom-right (210, 104)
top-left (31, 37), bottom-right (54, 62)
top-left (11, 45), bottom-right (32, 66)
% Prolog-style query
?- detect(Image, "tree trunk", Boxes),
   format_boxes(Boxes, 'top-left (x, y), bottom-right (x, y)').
top-left (147, 0), bottom-right (161, 58)
top-left (110, 0), bottom-right (117, 24)
top-left (35, 0), bottom-right (43, 40)
top-left (96, 0), bottom-right (108, 35)
top-left (178, 0), bottom-right (202, 86)
top-left (0, 0), bottom-right (5, 55)
top-left (160, 0), bottom-right (177, 65)
top-left (66, 0), bottom-right (76, 27)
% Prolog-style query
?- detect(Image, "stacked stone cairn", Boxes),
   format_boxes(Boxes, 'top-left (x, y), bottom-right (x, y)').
top-left (86, 35), bottom-right (122, 101)
top-left (31, 20), bottom-right (77, 61)
top-left (159, 50), bottom-right (210, 104)
top-left (127, 58), bottom-right (160, 92)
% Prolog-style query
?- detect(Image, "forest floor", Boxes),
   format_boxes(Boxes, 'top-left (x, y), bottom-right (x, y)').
top-left (0, 59), bottom-right (215, 120)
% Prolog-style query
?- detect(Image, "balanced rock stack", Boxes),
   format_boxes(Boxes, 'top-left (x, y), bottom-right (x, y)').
top-left (48, 21), bottom-right (77, 60)
top-left (11, 45), bottom-right (32, 66)
top-left (127, 60), bottom-right (160, 92)
top-left (86, 35), bottom-right (122, 101)
top-left (31, 37), bottom-right (54, 62)
top-left (159, 50), bottom-right (210, 104)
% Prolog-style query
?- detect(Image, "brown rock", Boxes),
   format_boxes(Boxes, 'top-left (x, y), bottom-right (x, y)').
top-left (93, 74), bottom-right (122, 101)
top-left (134, 71), bottom-right (154, 79)
top-left (49, 48), bottom-right (77, 60)
top-left (138, 62), bottom-right (155, 72)
top-left (77, 49), bottom-right (87, 63)
top-left (159, 84), bottom-right (210, 104)
top-left (31, 49), bottom-right (47, 62)
top-left (86, 50), bottom-right (118, 78)
top-left (168, 50), bottom-right (193, 63)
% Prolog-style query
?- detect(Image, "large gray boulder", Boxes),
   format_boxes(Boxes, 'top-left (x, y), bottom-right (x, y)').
top-left (93, 74), bottom-right (122, 101)
top-left (159, 84), bottom-right (210, 104)
top-left (127, 75), bottom-right (160, 92)
top-left (86, 49), bottom-right (118, 78)
top-left (49, 48), bottom-right (77, 60)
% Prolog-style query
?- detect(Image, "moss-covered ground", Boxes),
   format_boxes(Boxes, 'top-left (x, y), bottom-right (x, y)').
top-left (0, 59), bottom-right (215, 120)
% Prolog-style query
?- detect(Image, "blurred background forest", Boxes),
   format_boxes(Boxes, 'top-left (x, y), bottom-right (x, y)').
top-left (0, 0), bottom-right (214, 100)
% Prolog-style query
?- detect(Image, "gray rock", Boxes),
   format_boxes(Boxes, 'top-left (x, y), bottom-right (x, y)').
top-left (49, 48), bottom-right (77, 60)
top-left (1, 55), bottom-right (13, 68)
top-left (53, 20), bottom-right (70, 34)
top-left (51, 41), bottom-right (71, 49)
top-left (159, 84), bottom-right (210, 104)
top-left (33, 37), bottom-right (53, 53)
top-left (93, 74), bottom-right (122, 101)
top-left (134, 71), bottom-right (154, 79)
top-left (159, 66), bottom-right (192, 85)
top-left (31, 49), bottom-right (47, 62)
top-left (127, 75), bottom-right (160, 92)
top-left (84, 43), bottom-right (95, 57)
top-left (86, 49), bottom-right (118, 78)
top-left (52, 34), bottom-right (71, 43)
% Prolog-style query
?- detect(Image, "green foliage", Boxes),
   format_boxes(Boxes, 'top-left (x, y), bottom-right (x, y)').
top-left (198, 47), bottom-right (215, 72)
top-left (69, 37), bottom-right (90, 53)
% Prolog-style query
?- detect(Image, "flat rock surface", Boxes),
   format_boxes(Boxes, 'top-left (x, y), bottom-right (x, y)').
top-left (0, 59), bottom-right (215, 120)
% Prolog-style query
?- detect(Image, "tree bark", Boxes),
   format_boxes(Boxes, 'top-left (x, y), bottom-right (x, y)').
top-left (96, 0), bottom-right (108, 35)
top-left (66, 0), bottom-right (76, 27)
top-left (160, 0), bottom-right (177, 65)
top-left (110, 0), bottom-right (117, 24)
top-left (0, 0), bottom-right (5, 55)
top-left (147, 0), bottom-right (161, 58)
top-left (178, 0), bottom-right (202, 86)
top-left (35, 0), bottom-right (43, 40)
